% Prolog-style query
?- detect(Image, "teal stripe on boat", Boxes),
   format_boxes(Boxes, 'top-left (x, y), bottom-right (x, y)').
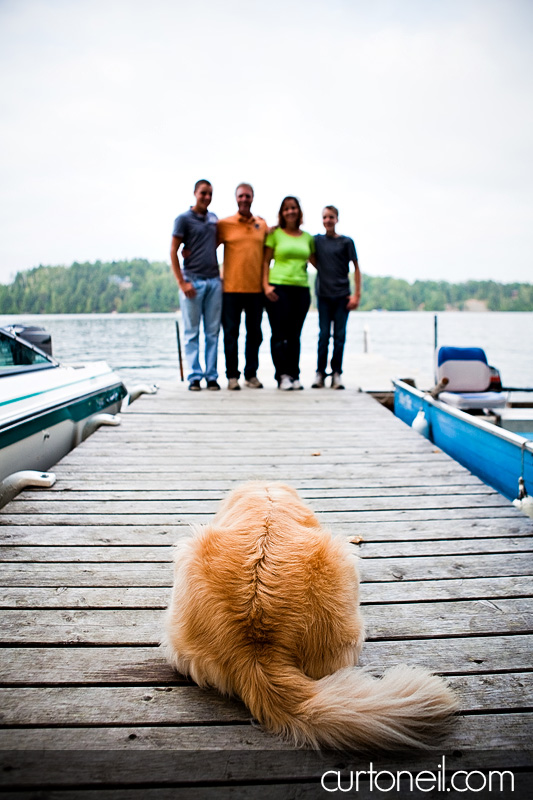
top-left (0, 369), bottom-right (116, 408)
top-left (0, 384), bottom-right (127, 449)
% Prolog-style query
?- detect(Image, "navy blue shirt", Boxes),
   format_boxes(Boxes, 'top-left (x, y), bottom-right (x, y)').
top-left (314, 234), bottom-right (357, 297)
top-left (172, 208), bottom-right (219, 279)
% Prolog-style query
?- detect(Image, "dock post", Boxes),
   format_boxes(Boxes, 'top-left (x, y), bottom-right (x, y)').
top-left (175, 319), bottom-right (184, 381)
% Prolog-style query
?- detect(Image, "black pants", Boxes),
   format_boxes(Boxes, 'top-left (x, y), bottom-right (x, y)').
top-left (265, 285), bottom-right (310, 382)
top-left (222, 292), bottom-right (264, 379)
top-left (317, 295), bottom-right (350, 375)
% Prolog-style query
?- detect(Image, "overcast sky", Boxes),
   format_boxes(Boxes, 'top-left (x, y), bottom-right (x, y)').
top-left (0, 0), bottom-right (532, 286)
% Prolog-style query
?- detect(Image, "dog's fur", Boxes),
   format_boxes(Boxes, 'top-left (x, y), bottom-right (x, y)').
top-left (162, 482), bottom-right (458, 750)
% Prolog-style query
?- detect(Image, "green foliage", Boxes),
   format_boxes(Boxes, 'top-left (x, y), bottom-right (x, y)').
top-left (0, 259), bottom-right (180, 314)
top-left (0, 260), bottom-right (532, 313)
top-left (352, 275), bottom-right (533, 312)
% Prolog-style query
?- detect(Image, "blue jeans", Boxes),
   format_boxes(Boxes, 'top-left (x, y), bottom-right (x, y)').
top-left (317, 295), bottom-right (350, 375)
top-left (180, 277), bottom-right (222, 382)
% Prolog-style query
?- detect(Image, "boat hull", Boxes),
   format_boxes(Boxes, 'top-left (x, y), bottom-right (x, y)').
top-left (394, 380), bottom-right (533, 501)
top-left (0, 365), bottom-right (126, 482)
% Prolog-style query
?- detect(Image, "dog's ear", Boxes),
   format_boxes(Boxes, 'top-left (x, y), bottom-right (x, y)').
top-left (283, 484), bottom-right (300, 498)
top-left (171, 524), bottom-right (206, 567)
top-left (300, 509), bottom-right (323, 530)
top-left (193, 524), bottom-right (233, 558)
top-left (269, 482), bottom-right (300, 499)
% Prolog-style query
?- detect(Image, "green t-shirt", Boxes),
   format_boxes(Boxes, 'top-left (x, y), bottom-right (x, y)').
top-left (265, 228), bottom-right (315, 287)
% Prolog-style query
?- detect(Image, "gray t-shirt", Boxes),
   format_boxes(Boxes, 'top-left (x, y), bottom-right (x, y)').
top-left (172, 208), bottom-right (219, 279)
top-left (314, 234), bottom-right (357, 297)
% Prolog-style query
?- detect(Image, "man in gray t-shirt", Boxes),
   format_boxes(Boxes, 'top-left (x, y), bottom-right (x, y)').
top-left (311, 205), bottom-right (361, 390)
top-left (170, 180), bottom-right (222, 391)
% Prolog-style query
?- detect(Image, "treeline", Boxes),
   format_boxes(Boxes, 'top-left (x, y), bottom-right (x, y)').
top-left (0, 260), bottom-right (176, 314)
top-left (358, 275), bottom-right (533, 312)
top-left (1, 259), bottom-right (532, 313)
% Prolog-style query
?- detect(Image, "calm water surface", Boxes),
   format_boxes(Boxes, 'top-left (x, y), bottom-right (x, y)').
top-left (1, 311), bottom-right (531, 389)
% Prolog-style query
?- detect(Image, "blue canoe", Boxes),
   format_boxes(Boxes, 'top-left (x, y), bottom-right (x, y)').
top-left (394, 379), bottom-right (533, 503)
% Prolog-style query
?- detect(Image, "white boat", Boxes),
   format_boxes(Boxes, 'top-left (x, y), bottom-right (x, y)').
top-left (0, 325), bottom-right (127, 506)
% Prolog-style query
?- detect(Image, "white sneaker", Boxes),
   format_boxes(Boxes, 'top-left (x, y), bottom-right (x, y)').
top-left (311, 372), bottom-right (325, 388)
top-left (331, 372), bottom-right (345, 390)
top-left (227, 378), bottom-right (240, 391)
top-left (292, 379), bottom-right (304, 390)
top-left (279, 375), bottom-right (293, 391)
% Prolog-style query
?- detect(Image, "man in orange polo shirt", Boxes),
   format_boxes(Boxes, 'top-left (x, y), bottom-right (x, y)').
top-left (217, 183), bottom-right (268, 390)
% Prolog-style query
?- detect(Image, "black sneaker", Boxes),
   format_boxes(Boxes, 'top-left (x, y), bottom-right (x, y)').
top-left (207, 380), bottom-right (220, 391)
top-left (188, 380), bottom-right (201, 391)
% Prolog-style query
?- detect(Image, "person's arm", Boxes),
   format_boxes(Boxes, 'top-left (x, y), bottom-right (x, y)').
top-left (216, 222), bottom-right (228, 282)
top-left (347, 259), bottom-right (361, 310)
top-left (216, 225), bottom-right (224, 281)
top-left (307, 233), bottom-right (316, 268)
top-left (262, 246), bottom-right (278, 301)
top-left (170, 236), bottom-right (196, 298)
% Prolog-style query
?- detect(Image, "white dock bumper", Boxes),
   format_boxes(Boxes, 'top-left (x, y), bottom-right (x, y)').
top-left (0, 470), bottom-right (56, 509)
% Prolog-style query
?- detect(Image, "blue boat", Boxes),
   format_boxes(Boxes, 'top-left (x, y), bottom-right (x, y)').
top-left (393, 347), bottom-right (533, 507)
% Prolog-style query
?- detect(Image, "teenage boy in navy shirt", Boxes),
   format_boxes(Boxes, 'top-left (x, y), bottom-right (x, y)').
top-left (311, 205), bottom-right (361, 390)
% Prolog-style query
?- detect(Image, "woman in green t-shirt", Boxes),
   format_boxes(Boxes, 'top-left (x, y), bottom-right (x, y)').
top-left (262, 196), bottom-right (315, 390)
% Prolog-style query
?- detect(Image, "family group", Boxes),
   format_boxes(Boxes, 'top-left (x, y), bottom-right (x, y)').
top-left (170, 180), bottom-right (361, 392)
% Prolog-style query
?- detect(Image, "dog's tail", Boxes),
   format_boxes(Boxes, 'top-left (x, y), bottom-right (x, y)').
top-left (239, 660), bottom-right (458, 751)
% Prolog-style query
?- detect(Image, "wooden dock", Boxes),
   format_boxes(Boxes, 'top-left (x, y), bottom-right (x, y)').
top-left (1, 382), bottom-right (532, 797)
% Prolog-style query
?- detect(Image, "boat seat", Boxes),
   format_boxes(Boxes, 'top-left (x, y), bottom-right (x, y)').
top-left (438, 391), bottom-right (507, 410)
top-left (436, 346), bottom-right (507, 410)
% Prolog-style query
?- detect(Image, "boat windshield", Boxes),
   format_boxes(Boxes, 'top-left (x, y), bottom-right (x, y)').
top-left (0, 329), bottom-right (57, 377)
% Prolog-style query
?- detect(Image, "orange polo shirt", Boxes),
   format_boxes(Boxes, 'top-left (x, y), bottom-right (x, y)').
top-left (217, 213), bottom-right (268, 293)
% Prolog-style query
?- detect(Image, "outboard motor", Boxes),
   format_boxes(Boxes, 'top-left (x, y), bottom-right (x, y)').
top-left (8, 325), bottom-right (53, 356)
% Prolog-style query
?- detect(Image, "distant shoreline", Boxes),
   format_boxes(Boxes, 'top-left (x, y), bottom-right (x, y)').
top-left (2, 310), bottom-right (531, 388)
top-left (1, 260), bottom-right (532, 313)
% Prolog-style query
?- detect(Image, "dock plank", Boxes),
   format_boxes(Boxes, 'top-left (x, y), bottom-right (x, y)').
top-left (1, 598), bottom-right (530, 645)
top-left (2, 516), bottom-right (531, 544)
top-left (1, 552), bottom-right (530, 586)
top-left (0, 507), bottom-right (523, 525)
top-left (2, 537), bottom-right (532, 562)
top-left (0, 716), bottom-right (531, 773)
top-left (2, 576), bottom-right (532, 609)
top-left (11, 484), bottom-right (499, 500)
top-left (6, 494), bottom-right (512, 513)
top-left (1, 673), bottom-right (530, 727)
top-left (1, 636), bottom-right (532, 684)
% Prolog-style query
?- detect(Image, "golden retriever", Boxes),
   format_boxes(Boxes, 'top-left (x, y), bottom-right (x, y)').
top-left (162, 481), bottom-right (458, 750)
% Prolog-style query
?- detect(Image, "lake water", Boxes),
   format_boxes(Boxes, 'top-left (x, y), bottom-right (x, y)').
top-left (1, 311), bottom-right (531, 389)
